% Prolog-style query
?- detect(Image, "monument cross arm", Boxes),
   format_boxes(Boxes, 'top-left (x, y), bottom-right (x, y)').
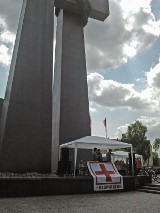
top-left (54, 0), bottom-right (109, 22)
top-left (88, 0), bottom-right (109, 21)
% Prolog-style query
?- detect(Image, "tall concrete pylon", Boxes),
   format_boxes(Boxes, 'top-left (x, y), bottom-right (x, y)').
top-left (0, 0), bottom-right (54, 172)
top-left (52, 0), bottom-right (109, 171)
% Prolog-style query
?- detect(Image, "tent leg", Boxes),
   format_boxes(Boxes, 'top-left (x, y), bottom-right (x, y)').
top-left (131, 147), bottom-right (134, 176)
top-left (59, 147), bottom-right (61, 161)
top-left (74, 144), bottom-right (78, 177)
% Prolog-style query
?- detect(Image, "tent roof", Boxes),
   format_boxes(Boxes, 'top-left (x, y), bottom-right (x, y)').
top-left (60, 136), bottom-right (132, 150)
top-left (111, 151), bottom-right (142, 158)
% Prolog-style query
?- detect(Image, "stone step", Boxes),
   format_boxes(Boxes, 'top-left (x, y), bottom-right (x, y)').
top-left (141, 185), bottom-right (160, 191)
top-left (137, 183), bottom-right (160, 194)
top-left (145, 183), bottom-right (160, 188)
top-left (137, 189), bottom-right (160, 194)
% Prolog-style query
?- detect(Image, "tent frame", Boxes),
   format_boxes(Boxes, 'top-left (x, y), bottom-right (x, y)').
top-left (59, 136), bottom-right (134, 177)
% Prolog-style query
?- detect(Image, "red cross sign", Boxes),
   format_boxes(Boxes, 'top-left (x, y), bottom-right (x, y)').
top-left (87, 162), bottom-right (123, 191)
top-left (95, 163), bottom-right (116, 182)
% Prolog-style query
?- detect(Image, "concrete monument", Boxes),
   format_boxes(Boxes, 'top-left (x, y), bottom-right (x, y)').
top-left (0, 0), bottom-right (54, 172)
top-left (0, 98), bottom-right (3, 118)
top-left (52, 0), bottom-right (109, 171)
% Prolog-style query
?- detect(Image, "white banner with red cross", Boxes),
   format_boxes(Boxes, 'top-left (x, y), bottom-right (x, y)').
top-left (87, 161), bottom-right (123, 191)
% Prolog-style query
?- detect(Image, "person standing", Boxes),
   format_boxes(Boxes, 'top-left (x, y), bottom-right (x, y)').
top-left (97, 149), bottom-right (102, 162)
top-left (92, 147), bottom-right (98, 161)
top-left (106, 149), bottom-right (113, 162)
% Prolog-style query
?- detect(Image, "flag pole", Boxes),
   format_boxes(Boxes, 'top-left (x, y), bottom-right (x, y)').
top-left (105, 125), bottom-right (107, 138)
top-left (89, 115), bottom-right (92, 135)
top-left (103, 118), bottom-right (107, 138)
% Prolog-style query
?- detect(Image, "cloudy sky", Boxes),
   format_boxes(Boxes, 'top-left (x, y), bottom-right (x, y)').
top-left (0, 0), bottom-right (160, 151)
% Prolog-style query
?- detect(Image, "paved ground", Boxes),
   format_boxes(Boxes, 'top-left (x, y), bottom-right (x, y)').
top-left (0, 191), bottom-right (159, 213)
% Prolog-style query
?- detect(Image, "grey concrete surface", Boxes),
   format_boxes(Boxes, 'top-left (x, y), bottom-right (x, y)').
top-left (52, 9), bottom-right (91, 171)
top-left (0, 98), bottom-right (3, 118)
top-left (0, 192), bottom-right (159, 213)
top-left (55, 0), bottom-right (109, 21)
top-left (0, 0), bottom-right (54, 172)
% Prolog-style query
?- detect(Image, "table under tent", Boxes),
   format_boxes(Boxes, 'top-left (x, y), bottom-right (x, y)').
top-left (110, 150), bottom-right (143, 164)
top-left (59, 136), bottom-right (134, 177)
top-left (102, 150), bottom-right (143, 175)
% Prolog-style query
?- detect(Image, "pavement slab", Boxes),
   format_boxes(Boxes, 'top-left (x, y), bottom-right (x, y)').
top-left (0, 191), bottom-right (160, 213)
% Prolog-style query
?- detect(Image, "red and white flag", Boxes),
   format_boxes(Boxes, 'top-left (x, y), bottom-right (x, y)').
top-left (103, 118), bottom-right (106, 127)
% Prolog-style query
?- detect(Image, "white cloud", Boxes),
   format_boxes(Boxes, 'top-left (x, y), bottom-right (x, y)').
top-left (115, 123), bottom-right (129, 139)
top-left (115, 115), bottom-right (160, 142)
top-left (88, 56), bottom-right (160, 111)
top-left (145, 60), bottom-right (160, 105)
top-left (88, 61), bottom-right (160, 143)
top-left (87, 72), bottom-right (154, 110)
top-left (135, 115), bottom-right (160, 143)
top-left (138, 115), bottom-right (160, 128)
top-left (1, 31), bottom-right (15, 44)
top-left (85, 0), bottom-right (160, 71)
top-left (115, 116), bottom-right (160, 156)
top-left (0, 0), bottom-right (22, 33)
top-left (0, 44), bottom-right (11, 66)
top-left (0, 19), bottom-right (15, 67)
top-left (146, 61), bottom-right (160, 89)
top-left (0, 1), bottom-right (21, 67)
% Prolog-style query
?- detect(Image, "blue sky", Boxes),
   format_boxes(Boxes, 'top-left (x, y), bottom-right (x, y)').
top-left (0, 0), bottom-right (160, 154)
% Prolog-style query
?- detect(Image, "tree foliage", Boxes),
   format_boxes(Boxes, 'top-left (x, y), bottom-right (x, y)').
top-left (153, 152), bottom-right (159, 166)
top-left (153, 138), bottom-right (160, 153)
top-left (121, 120), bottom-right (151, 162)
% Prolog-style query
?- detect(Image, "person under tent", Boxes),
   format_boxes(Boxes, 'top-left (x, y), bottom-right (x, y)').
top-left (92, 147), bottom-right (98, 161)
top-left (106, 149), bottom-right (113, 162)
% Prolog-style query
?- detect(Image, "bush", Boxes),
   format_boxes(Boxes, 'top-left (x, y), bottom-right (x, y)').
top-left (153, 166), bottom-right (160, 174)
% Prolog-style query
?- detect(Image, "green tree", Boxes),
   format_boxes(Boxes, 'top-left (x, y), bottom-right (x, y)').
top-left (153, 138), bottom-right (160, 153)
top-left (121, 121), bottom-right (151, 163)
top-left (153, 152), bottom-right (159, 166)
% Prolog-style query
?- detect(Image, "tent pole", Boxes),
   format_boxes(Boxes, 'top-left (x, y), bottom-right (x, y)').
top-left (105, 126), bottom-right (107, 138)
top-left (141, 155), bottom-right (143, 166)
top-left (131, 146), bottom-right (134, 176)
top-left (74, 143), bottom-right (78, 177)
top-left (58, 146), bottom-right (61, 161)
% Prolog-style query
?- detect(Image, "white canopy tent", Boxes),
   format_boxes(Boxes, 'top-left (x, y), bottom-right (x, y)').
top-left (102, 150), bottom-right (143, 164)
top-left (59, 136), bottom-right (134, 176)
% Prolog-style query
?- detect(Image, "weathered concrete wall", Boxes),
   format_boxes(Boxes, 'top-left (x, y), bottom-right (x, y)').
top-left (0, 0), bottom-right (54, 172)
top-left (52, 9), bottom-right (91, 171)
top-left (0, 99), bottom-right (3, 119)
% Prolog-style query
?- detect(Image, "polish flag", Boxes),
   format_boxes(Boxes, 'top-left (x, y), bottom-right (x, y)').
top-left (103, 118), bottom-right (106, 127)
